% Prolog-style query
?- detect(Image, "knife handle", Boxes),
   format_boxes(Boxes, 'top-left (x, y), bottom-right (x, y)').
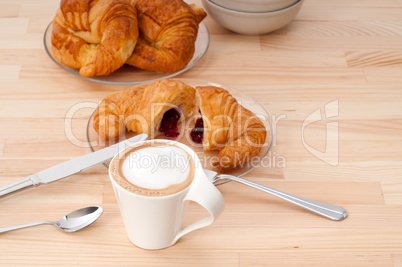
top-left (0, 175), bottom-right (40, 197)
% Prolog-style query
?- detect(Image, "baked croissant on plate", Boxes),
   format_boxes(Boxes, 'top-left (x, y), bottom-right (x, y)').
top-left (93, 80), bottom-right (267, 171)
top-left (93, 79), bottom-right (196, 141)
top-left (125, 0), bottom-right (207, 72)
top-left (51, 0), bottom-right (139, 77)
top-left (190, 86), bottom-right (267, 171)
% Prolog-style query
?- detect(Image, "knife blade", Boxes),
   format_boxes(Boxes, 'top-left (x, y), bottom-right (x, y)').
top-left (203, 169), bottom-right (347, 221)
top-left (0, 134), bottom-right (148, 197)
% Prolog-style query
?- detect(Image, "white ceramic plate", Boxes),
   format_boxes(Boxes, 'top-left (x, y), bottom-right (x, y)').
top-left (85, 79), bottom-right (273, 177)
top-left (43, 22), bottom-right (210, 84)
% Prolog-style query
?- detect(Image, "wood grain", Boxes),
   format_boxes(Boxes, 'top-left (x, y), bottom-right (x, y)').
top-left (1, 0), bottom-right (402, 266)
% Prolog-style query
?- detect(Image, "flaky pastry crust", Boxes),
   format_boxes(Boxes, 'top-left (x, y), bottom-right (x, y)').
top-left (125, 0), bottom-right (207, 72)
top-left (195, 86), bottom-right (267, 171)
top-left (51, 0), bottom-right (139, 77)
top-left (93, 80), bottom-right (266, 171)
top-left (93, 79), bottom-right (196, 141)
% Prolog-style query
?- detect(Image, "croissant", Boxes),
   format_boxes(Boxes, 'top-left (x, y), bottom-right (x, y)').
top-left (51, 0), bottom-right (139, 77)
top-left (125, 0), bottom-right (207, 72)
top-left (93, 79), bottom-right (196, 141)
top-left (190, 86), bottom-right (267, 171)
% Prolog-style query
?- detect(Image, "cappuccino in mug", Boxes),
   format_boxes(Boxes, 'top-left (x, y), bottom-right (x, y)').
top-left (110, 142), bottom-right (195, 196)
top-left (109, 139), bottom-right (224, 250)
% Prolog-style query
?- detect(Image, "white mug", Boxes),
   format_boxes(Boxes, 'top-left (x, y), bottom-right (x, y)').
top-left (109, 139), bottom-right (225, 250)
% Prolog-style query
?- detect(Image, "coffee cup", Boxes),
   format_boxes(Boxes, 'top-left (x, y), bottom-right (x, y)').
top-left (109, 139), bottom-right (225, 250)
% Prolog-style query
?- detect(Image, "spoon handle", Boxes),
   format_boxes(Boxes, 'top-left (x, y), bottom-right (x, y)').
top-left (217, 174), bottom-right (348, 221)
top-left (0, 221), bottom-right (54, 234)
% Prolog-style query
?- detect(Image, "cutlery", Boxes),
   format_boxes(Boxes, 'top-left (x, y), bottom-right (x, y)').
top-left (0, 206), bottom-right (103, 233)
top-left (0, 134), bottom-right (148, 197)
top-left (204, 169), bottom-right (348, 221)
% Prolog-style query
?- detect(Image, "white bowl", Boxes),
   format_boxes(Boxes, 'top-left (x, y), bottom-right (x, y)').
top-left (211, 0), bottom-right (299, 13)
top-left (201, 0), bottom-right (304, 35)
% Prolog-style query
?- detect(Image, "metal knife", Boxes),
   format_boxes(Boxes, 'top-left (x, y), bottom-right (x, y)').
top-left (0, 134), bottom-right (148, 197)
top-left (203, 169), bottom-right (348, 221)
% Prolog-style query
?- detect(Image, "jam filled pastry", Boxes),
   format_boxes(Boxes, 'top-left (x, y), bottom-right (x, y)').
top-left (93, 79), bottom-right (196, 141)
top-left (125, 0), bottom-right (207, 72)
top-left (190, 86), bottom-right (267, 171)
top-left (51, 0), bottom-right (139, 77)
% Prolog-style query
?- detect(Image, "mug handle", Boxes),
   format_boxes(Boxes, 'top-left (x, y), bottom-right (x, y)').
top-left (173, 173), bottom-right (225, 244)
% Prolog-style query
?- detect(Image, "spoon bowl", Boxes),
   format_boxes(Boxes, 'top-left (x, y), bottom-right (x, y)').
top-left (57, 206), bottom-right (103, 232)
top-left (0, 206), bottom-right (103, 234)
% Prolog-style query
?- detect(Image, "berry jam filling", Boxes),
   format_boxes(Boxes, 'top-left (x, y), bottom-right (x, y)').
top-left (159, 108), bottom-right (181, 138)
top-left (190, 117), bottom-right (204, 143)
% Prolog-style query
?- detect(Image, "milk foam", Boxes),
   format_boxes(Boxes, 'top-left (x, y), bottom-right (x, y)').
top-left (121, 145), bottom-right (191, 190)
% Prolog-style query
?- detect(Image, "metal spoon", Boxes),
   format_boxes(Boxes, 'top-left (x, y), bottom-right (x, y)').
top-left (0, 206), bottom-right (103, 234)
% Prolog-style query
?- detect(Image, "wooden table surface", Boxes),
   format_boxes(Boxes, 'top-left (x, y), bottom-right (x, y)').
top-left (1, 0), bottom-right (402, 266)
